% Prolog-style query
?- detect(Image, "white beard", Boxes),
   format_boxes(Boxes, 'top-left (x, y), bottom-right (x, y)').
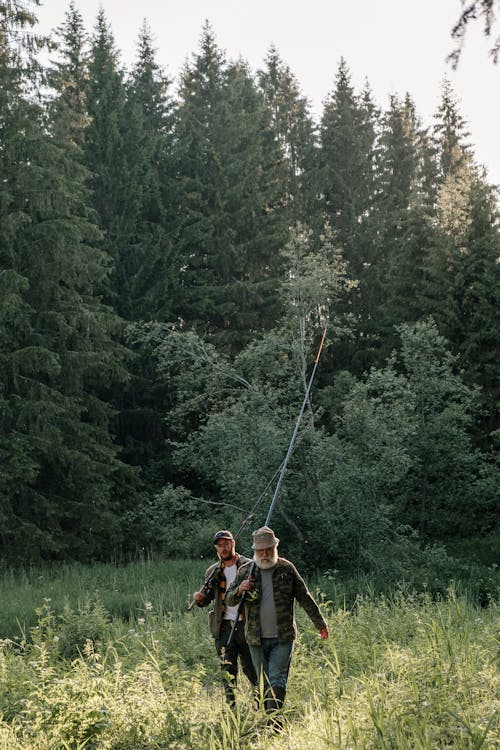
top-left (254, 547), bottom-right (279, 570)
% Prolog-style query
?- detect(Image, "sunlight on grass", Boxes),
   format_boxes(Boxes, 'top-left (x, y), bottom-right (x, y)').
top-left (0, 561), bottom-right (497, 749)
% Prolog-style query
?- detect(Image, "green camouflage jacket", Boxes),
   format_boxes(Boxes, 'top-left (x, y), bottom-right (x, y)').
top-left (196, 554), bottom-right (252, 638)
top-left (225, 557), bottom-right (327, 646)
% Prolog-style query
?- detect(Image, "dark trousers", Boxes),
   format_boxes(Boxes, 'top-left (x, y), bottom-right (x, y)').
top-left (215, 620), bottom-right (257, 705)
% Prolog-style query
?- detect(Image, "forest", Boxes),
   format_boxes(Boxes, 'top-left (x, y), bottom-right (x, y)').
top-left (1, 0), bottom-right (498, 576)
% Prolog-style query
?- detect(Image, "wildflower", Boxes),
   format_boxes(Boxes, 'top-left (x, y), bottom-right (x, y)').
top-left (144, 601), bottom-right (153, 611)
top-left (138, 617), bottom-right (145, 625)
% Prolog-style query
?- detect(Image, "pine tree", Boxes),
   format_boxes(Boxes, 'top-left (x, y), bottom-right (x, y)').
top-left (111, 23), bottom-right (180, 502)
top-left (318, 61), bottom-right (379, 373)
top-left (119, 21), bottom-right (176, 321)
top-left (173, 23), bottom-right (287, 351)
top-left (257, 46), bottom-right (318, 224)
top-left (429, 81), bottom-right (499, 441)
top-left (434, 78), bottom-right (471, 179)
top-left (367, 94), bottom-right (438, 364)
top-left (0, 0), bottom-right (41, 552)
top-left (83, 8), bottom-right (127, 305)
top-left (49, 1), bottom-right (89, 144)
top-left (319, 59), bottom-right (377, 267)
top-left (0, 0), bottom-right (129, 560)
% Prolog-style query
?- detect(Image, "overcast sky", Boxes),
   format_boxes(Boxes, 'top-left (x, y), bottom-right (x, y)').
top-left (35, 0), bottom-right (500, 186)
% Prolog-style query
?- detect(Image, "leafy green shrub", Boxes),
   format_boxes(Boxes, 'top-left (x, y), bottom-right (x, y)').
top-left (28, 598), bottom-right (111, 661)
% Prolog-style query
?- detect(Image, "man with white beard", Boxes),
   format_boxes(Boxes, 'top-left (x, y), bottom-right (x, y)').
top-left (225, 526), bottom-right (328, 728)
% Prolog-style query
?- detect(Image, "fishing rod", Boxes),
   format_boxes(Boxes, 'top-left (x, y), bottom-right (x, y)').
top-left (188, 425), bottom-right (310, 612)
top-left (188, 460), bottom-right (286, 612)
top-left (226, 328), bottom-right (327, 647)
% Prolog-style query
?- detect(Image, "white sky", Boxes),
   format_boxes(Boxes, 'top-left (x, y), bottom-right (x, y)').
top-left (35, 0), bottom-right (500, 186)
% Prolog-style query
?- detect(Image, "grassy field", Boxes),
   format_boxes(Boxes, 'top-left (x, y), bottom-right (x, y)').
top-left (0, 559), bottom-right (498, 749)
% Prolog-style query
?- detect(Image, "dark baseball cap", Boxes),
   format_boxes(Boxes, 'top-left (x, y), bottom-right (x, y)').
top-left (213, 530), bottom-right (234, 544)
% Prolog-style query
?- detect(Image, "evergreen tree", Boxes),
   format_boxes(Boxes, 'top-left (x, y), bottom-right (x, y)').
top-left (49, 0), bottom-right (89, 145)
top-left (0, 0), bottom-right (42, 552)
top-left (319, 59), bottom-right (377, 268)
top-left (173, 23), bottom-right (287, 352)
top-left (348, 95), bottom-right (436, 369)
top-left (367, 94), bottom-right (438, 364)
top-left (257, 46), bottom-right (318, 224)
top-left (393, 319), bottom-right (494, 538)
top-left (318, 60), bottom-right (378, 373)
top-left (117, 21), bottom-right (177, 321)
top-left (0, 0), bottom-right (129, 560)
top-left (434, 78), bottom-right (471, 179)
top-left (111, 23), bottom-right (179, 503)
top-left (429, 81), bottom-right (499, 441)
top-left (82, 8), bottom-right (127, 306)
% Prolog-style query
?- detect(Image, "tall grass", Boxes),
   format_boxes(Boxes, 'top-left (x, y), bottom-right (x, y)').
top-left (0, 561), bottom-right (498, 749)
top-left (0, 558), bottom-right (207, 637)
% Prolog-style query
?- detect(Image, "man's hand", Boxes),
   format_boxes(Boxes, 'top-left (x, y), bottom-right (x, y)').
top-left (192, 591), bottom-right (205, 605)
top-left (237, 578), bottom-right (254, 596)
top-left (319, 627), bottom-right (329, 639)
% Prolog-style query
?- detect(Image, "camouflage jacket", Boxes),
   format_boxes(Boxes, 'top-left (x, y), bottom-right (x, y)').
top-left (225, 557), bottom-right (327, 646)
top-left (196, 554), bottom-right (252, 638)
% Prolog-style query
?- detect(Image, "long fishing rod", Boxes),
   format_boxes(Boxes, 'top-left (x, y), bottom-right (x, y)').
top-left (187, 425), bottom-right (310, 612)
top-left (226, 328), bottom-right (327, 647)
top-left (188, 458), bottom-right (289, 612)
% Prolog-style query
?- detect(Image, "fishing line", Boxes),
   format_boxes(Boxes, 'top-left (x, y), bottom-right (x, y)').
top-left (225, 328), bottom-right (327, 647)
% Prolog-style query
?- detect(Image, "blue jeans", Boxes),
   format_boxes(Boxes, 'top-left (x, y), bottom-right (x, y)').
top-left (249, 638), bottom-right (293, 691)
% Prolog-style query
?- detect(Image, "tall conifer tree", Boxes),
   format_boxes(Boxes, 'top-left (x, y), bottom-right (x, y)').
top-left (114, 24), bottom-right (179, 500)
top-left (258, 46), bottom-right (318, 224)
top-left (0, 0), bottom-right (128, 559)
top-left (430, 84), bottom-right (499, 438)
top-left (173, 23), bottom-right (287, 352)
top-left (366, 94), bottom-right (438, 364)
top-left (318, 61), bottom-right (379, 373)
top-left (82, 9), bottom-right (127, 306)
top-left (319, 59), bottom-right (377, 266)
top-left (117, 22), bottom-right (176, 321)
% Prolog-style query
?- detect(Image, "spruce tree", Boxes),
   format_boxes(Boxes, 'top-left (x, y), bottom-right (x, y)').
top-left (112, 23), bottom-right (179, 501)
top-left (319, 59), bottom-right (377, 268)
top-left (116, 21), bottom-right (177, 321)
top-left (318, 60), bottom-right (379, 373)
top-left (83, 8), bottom-right (127, 306)
top-left (429, 81), bottom-right (499, 441)
top-left (0, 0), bottom-right (129, 560)
top-left (257, 46), bottom-right (318, 224)
top-left (368, 94), bottom-right (438, 364)
top-left (0, 0), bottom-right (41, 552)
top-left (173, 23), bottom-right (287, 352)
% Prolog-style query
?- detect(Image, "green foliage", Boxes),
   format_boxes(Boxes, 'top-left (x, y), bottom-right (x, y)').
top-left (0, 0), bottom-right (129, 561)
top-left (257, 45), bottom-right (318, 224)
top-left (0, 5), bottom-right (498, 565)
top-left (0, 562), bottom-right (497, 749)
top-left (123, 484), bottom-right (217, 558)
top-left (153, 317), bottom-right (495, 571)
top-left (394, 319), bottom-right (496, 537)
top-left (173, 23), bottom-right (288, 351)
top-left (35, 599), bottom-right (111, 661)
top-left (0, 559), bottom-right (208, 638)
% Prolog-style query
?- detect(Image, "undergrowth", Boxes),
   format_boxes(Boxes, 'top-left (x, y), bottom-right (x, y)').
top-left (0, 561), bottom-right (497, 749)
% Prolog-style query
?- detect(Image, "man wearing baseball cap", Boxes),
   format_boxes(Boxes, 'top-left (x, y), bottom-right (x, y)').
top-left (192, 530), bottom-right (257, 707)
top-left (225, 526), bottom-right (328, 728)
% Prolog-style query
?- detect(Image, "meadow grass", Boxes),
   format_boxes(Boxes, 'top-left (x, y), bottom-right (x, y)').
top-left (0, 558), bottom-right (208, 637)
top-left (0, 560), bottom-right (498, 749)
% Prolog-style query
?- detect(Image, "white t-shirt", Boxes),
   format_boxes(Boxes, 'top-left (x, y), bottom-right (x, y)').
top-left (223, 563), bottom-right (240, 621)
